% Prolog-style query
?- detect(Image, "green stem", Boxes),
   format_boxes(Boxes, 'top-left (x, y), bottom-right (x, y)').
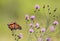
top-left (12, 30), bottom-right (17, 41)
top-left (26, 21), bottom-right (32, 41)
top-left (33, 29), bottom-right (38, 39)
top-left (32, 20), bottom-right (38, 41)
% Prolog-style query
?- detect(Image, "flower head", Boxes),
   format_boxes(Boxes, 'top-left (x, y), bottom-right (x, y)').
top-left (30, 15), bottom-right (35, 20)
top-left (35, 23), bottom-right (40, 28)
top-left (35, 4), bottom-right (40, 9)
top-left (29, 28), bottom-right (34, 33)
top-left (25, 14), bottom-right (29, 21)
top-left (29, 23), bottom-right (33, 27)
top-left (18, 33), bottom-right (23, 39)
top-left (53, 20), bottom-right (59, 25)
top-left (50, 26), bottom-right (55, 32)
top-left (41, 28), bottom-right (46, 32)
top-left (46, 37), bottom-right (51, 41)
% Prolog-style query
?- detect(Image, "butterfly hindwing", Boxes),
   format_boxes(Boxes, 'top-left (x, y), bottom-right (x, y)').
top-left (14, 23), bottom-right (22, 30)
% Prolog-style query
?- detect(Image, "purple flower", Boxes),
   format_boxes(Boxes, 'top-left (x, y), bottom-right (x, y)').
top-left (41, 28), bottom-right (46, 32)
top-left (35, 4), bottom-right (40, 9)
top-left (29, 23), bottom-right (33, 27)
top-left (18, 33), bottom-right (23, 39)
top-left (46, 37), bottom-right (51, 41)
top-left (49, 26), bottom-right (55, 32)
top-left (29, 28), bottom-right (34, 33)
top-left (53, 20), bottom-right (59, 25)
top-left (30, 15), bottom-right (35, 20)
top-left (37, 38), bottom-right (43, 41)
top-left (35, 23), bottom-right (40, 28)
top-left (25, 14), bottom-right (29, 21)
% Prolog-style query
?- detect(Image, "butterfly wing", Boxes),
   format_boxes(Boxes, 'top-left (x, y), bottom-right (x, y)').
top-left (8, 23), bottom-right (15, 30)
top-left (14, 23), bottom-right (22, 30)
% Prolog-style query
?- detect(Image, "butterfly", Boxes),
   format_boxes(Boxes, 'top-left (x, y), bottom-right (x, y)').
top-left (7, 22), bottom-right (22, 30)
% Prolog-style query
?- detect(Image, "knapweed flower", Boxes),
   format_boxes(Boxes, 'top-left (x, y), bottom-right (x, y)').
top-left (29, 23), bottom-right (33, 27)
top-left (18, 33), bottom-right (23, 39)
top-left (49, 26), bottom-right (55, 32)
top-left (29, 28), bottom-right (34, 33)
top-left (35, 23), bottom-right (40, 28)
top-left (46, 37), bottom-right (51, 41)
top-left (25, 14), bottom-right (29, 21)
top-left (41, 28), bottom-right (46, 32)
top-left (37, 37), bottom-right (43, 41)
top-left (53, 20), bottom-right (59, 25)
top-left (30, 15), bottom-right (35, 20)
top-left (35, 4), bottom-right (40, 9)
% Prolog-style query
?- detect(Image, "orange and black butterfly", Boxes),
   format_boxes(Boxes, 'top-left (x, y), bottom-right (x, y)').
top-left (7, 22), bottom-right (22, 30)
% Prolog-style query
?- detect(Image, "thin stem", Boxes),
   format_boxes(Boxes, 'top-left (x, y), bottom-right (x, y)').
top-left (32, 20), bottom-right (38, 41)
top-left (12, 30), bottom-right (17, 41)
top-left (33, 29), bottom-right (38, 39)
top-left (26, 21), bottom-right (32, 41)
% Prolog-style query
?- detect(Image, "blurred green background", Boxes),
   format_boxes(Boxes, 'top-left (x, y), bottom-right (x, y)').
top-left (0, 0), bottom-right (60, 41)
